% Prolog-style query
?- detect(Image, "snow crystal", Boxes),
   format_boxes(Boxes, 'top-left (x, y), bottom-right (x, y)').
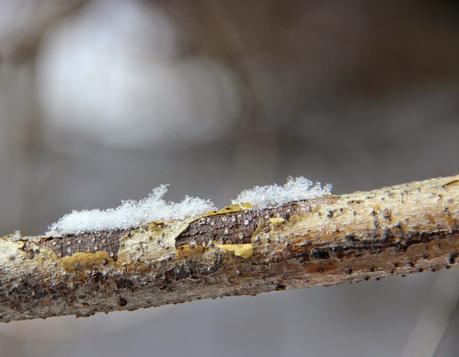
top-left (48, 177), bottom-right (331, 235)
top-left (232, 176), bottom-right (332, 208)
top-left (47, 185), bottom-right (217, 235)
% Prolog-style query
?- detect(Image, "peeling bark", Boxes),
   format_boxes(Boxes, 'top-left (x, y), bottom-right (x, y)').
top-left (1, 175), bottom-right (459, 322)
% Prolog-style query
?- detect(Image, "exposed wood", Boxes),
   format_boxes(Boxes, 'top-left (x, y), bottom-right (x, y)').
top-left (1, 175), bottom-right (459, 322)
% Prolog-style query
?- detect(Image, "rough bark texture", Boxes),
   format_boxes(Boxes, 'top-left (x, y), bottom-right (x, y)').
top-left (1, 175), bottom-right (459, 322)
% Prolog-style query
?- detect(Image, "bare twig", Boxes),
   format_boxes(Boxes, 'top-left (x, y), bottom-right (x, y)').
top-left (1, 175), bottom-right (459, 322)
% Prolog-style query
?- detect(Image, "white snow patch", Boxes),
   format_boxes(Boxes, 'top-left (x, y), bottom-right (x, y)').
top-left (232, 176), bottom-right (332, 208)
top-left (48, 177), bottom-right (332, 235)
top-left (47, 185), bottom-right (217, 235)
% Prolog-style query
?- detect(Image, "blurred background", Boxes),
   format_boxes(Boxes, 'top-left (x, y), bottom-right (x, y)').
top-left (1, 0), bottom-right (459, 356)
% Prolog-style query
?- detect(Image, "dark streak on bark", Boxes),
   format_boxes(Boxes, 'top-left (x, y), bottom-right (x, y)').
top-left (176, 202), bottom-right (309, 246)
top-left (291, 228), bottom-right (459, 263)
top-left (36, 230), bottom-right (128, 259)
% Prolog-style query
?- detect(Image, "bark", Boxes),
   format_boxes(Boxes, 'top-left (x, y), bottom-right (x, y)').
top-left (1, 175), bottom-right (459, 322)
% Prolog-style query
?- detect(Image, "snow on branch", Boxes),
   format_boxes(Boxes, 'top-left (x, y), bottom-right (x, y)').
top-left (48, 177), bottom-right (331, 235)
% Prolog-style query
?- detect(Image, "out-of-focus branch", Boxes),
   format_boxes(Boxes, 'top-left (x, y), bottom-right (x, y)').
top-left (1, 175), bottom-right (459, 322)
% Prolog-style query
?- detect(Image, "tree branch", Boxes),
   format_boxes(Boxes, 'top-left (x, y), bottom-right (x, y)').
top-left (1, 175), bottom-right (459, 322)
